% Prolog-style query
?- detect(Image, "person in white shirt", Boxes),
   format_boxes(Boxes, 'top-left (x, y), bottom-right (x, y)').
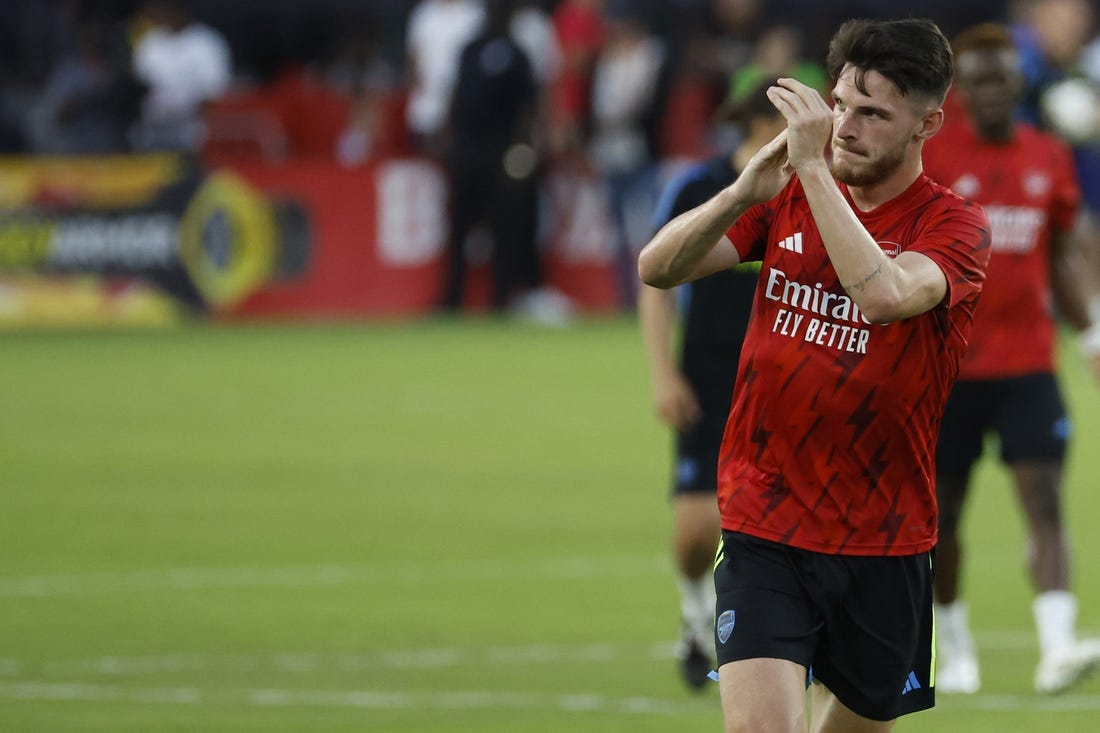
top-left (404, 0), bottom-right (486, 154)
top-left (510, 0), bottom-right (562, 86)
top-left (588, 2), bottom-right (669, 309)
top-left (129, 0), bottom-right (231, 152)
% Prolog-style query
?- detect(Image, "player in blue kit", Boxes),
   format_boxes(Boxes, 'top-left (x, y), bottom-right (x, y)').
top-left (639, 81), bottom-right (786, 690)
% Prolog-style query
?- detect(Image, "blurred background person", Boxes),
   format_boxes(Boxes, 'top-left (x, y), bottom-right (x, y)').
top-left (711, 22), bottom-right (826, 152)
top-left (505, 0), bottom-right (577, 324)
top-left (1010, 0), bottom-right (1100, 296)
top-left (700, 0), bottom-right (764, 90)
top-left (638, 80), bottom-right (786, 691)
top-left (0, 0), bottom-right (66, 153)
top-left (723, 25), bottom-right (826, 108)
top-left (439, 0), bottom-right (544, 315)
top-left (923, 22), bottom-right (1100, 696)
top-left (403, 0), bottom-right (485, 157)
top-left (129, 0), bottom-right (232, 153)
top-left (325, 20), bottom-right (403, 166)
top-left (1011, 0), bottom-right (1096, 130)
top-left (1077, 31), bottom-right (1100, 303)
top-left (588, 1), bottom-right (670, 310)
top-left (511, 0), bottom-right (562, 90)
top-left (26, 3), bottom-right (144, 155)
top-left (548, 0), bottom-right (605, 162)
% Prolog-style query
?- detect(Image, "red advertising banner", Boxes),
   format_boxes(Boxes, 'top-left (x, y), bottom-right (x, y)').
top-left (227, 157), bottom-right (444, 316)
top-left (226, 157), bottom-right (624, 318)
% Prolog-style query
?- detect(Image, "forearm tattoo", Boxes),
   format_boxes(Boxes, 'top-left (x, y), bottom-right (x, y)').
top-left (844, 262), bottom-right (884, 293)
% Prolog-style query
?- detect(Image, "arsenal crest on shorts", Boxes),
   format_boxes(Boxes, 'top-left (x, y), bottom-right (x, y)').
top-left (717, 609), bottom-right (736, 644)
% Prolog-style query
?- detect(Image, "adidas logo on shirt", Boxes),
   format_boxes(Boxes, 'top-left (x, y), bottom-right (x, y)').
top-left (777, 232), bottom-right (803, 254)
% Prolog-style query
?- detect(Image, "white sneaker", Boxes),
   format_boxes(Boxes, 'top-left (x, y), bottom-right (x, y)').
top-left (937, 650), bottom-right (981, 694)
top-left (935, 601), bottom-right (981, 694)
top-left (510, 288), bottom-right (575, 328)
top-left (1035, 639), bottom-right (1100, 694)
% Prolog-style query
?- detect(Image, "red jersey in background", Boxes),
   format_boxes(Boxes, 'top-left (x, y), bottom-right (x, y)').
top-left (719, 175), bottom-right (990, 556)
top-left (924, 120), bottom-right (1080, 378)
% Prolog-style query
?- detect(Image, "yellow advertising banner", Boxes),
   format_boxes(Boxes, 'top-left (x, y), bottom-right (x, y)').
top-left (0, 154), bottom-right (308, 327)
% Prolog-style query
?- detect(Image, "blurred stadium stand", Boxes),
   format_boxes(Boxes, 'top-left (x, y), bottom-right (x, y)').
top-left (0, 0), bottom-right (1090, 325)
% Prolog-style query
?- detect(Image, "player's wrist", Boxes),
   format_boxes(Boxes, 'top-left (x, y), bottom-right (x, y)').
top-left (723, 178), bottom-right (761, 209)
top-left (793, 160), bottom-right (833, 188)
top-left (792, 157), bottom-right (830, 175)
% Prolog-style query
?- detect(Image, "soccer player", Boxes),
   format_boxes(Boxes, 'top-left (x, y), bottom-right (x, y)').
top-left (638, 18), bottom-right (990, 732)
top-left (922, 23), bottom-right (1100, 696)
top-left (638, 82), bottom-right (785, 690)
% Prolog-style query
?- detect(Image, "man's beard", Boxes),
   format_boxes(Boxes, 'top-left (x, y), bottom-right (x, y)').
top-left (830, 138), bottom-right (907, 186)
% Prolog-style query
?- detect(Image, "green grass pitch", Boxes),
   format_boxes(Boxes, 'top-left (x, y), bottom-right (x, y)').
top-left (1, 317), bottom-right (1098, 732)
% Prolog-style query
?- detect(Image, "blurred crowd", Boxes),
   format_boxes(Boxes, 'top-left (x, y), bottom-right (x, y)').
top-left (2, 0), bottom-right (1100, 315)
top-left (0, 0), bottom-right (1037, 162)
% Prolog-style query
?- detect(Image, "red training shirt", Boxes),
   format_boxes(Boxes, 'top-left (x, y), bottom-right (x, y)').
top-left (719, 174), bottom-right (991, 556)
top-left (924, 120), bottom-right (1080, 378)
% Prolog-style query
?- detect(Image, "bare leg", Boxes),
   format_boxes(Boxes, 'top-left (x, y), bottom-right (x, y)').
top-left (933, 471), bottom-right (973, 604)
top-left (719, 658), bottom-right (809, 733)
top-left (933, 471), bottom-right (980, 692)
top-left (1008, 460), bottom-right (1100, 693)
top-left (810, 682), bottom-right (895, 733)
top-left (1010, 461), bottom-right (1069, 592)
top-left (673, 493), bottom-right (721, 579)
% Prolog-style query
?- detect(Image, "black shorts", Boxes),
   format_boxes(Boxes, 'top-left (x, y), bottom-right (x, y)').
top-left (936, 372), bottom-right (1069, 474)
top-left (713, 531), bottom-right (935, 721)
top-left (673, 366), bottom-right (735, 495)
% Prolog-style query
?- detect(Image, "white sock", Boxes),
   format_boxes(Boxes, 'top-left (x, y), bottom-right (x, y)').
top-left (1034, 590), bottom-right (1077, 657)
top-left (676, 574), bottom-right (715, 639)
top-left (935, 601), bottom-right (975, 653)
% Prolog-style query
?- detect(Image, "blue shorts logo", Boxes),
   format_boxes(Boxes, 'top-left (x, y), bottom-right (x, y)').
top-left (1054, 416), bottom-right (1071, 440)
top-left (676, 458), bottom-right (699, 485)
top-left (717, 610), bottom-right (736, 644)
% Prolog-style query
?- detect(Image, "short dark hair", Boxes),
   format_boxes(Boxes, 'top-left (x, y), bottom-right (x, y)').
top-left (826, 18), bottom-right (954, 105)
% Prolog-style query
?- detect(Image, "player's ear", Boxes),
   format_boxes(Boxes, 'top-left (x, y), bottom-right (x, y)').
top-left (914, 106), bottom-right (944, 141)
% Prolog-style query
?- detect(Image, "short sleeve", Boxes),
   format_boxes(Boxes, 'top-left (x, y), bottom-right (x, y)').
top-left (725, 200), bottom-right (773, 263)
top-left (909, 199), bottom-right (991, 309)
